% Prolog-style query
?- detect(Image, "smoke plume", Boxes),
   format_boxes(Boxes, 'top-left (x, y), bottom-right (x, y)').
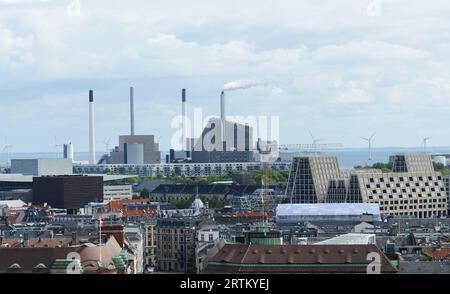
top-left (223, 79), bottom-right (282, 94)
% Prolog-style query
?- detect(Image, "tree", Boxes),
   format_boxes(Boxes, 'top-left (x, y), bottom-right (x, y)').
top-left (140, 188), bottom-right (150, 198)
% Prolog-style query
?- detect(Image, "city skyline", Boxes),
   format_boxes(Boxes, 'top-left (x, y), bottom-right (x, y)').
top-left (1, 0), bottom-right (450, 152)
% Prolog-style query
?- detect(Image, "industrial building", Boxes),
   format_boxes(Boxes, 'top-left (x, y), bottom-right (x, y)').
top-left (285, 154), bottom-right (448, 218)
top-left (107, 135), bottom-right (161, 164)
top-left (190, 118), bottom-right (254, 163)
top-left (32, 175), bottom-right (104, 210)
top-left (104, 87), bottom-right (160, 164)
top-left (11, 158), bottom-right (73, 176)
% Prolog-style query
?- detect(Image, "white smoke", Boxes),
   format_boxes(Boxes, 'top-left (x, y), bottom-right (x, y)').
top-left (223, 79), bottom-right (282, 94)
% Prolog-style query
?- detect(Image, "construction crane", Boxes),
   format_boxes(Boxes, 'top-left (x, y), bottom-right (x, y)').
top-left (278, 143), bottom-right (343, 152)
top-left (254, 140), bottom-right (344, 216)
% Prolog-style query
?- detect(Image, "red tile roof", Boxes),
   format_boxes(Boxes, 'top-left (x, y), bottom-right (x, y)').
top-left (207, 244), bottom-right (397, 273)
top-left (424, 247), bottom-right (450, 261)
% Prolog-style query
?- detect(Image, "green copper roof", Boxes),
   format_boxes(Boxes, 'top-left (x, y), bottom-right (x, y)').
top-left (112, 256), bottom-right (126, 270)
top-left (34, 263), bottom-right (48, 269)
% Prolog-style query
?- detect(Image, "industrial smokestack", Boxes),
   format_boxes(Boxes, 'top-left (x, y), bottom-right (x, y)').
top-left (130, 86), bottom-right (135, 136)
top-left (63, 143), bottom-right (74, 162)
top-left (182, 88), bottom-right (187, 150)
top-left (89, 90), bottom-right (96, 165)
top-left (220, 91), bottom-right (226, 145)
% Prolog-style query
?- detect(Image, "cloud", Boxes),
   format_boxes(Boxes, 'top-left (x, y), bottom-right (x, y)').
top-left (1, 0), bottom-right (450, 150)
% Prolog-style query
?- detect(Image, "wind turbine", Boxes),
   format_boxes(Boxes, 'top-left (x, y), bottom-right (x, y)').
top-left (423, 137), bottom-right (432, 153)
top-left (54, 136), bottom-right (63, 158)
top-left (102, 138), bottom-right (111, 155)
top-left (309, 131), bottom-right (323, 155)
top-left (3, 143), bottom-right (12, 165)
top-left (361, 132), bottom-right (376, 163)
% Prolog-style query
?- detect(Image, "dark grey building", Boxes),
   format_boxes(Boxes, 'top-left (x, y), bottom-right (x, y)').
top-left (191, 118), bottom-right (254, 163)
top-left (32, 175), bottom-right (103, 210)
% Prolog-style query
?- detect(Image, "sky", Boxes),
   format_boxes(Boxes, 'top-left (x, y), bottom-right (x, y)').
top-left (1, 0), bottom-right (450, 152)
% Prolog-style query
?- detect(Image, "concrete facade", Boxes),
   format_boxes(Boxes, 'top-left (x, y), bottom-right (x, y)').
top-left (11, 159), bottom-right (73, 177)
top-left (103, 185), bottom-right (133, 202)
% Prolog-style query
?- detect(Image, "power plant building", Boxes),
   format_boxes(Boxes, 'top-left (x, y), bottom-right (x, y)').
top-left (190, 118), bottom-right (254, 163)
top-left (108, 135), bottom-right (160, 164)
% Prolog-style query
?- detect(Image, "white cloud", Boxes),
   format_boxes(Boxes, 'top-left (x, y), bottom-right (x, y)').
top-left (1, 0), bottom-right (450, 150)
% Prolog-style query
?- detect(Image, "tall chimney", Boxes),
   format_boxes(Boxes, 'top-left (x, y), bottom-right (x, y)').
top-left (182, 88), bottom-right (187, 150)
top-left (220, 91), bottom-right (226, 147)
top-left (130, 86), bottom-right (135, 136)
top-left (89, 90), bottom-right (96, 165)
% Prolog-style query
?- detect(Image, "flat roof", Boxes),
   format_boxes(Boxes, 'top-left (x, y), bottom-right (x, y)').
top-left (315, 233), bottom-right (376, 245)
top-left (276, 203), bottom-right (381, 217)
top-left (0, 174), bottom-right (137, 183)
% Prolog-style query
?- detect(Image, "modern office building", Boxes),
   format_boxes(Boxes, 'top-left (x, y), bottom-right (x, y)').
top-left (285, 156), bottom-right (342, 203)
top-left (11, 159), bottom-right (73, 176)
top-left (444, 175), bottom-right (450, 215)
top-left (103, 185), bottom-right (133, 202)
top-left (285, 155), bottom-right (448, 218)
top-left (32, 175), bottom-right (103, 210)
top-left (390, 153), bottom-right (435, 173)
top-left (351, 171), bottom-right (448, 218)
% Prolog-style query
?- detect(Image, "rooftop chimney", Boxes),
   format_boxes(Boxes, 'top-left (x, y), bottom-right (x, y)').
top-left (89, 90), bottom-right (96, 165)
top-left (130, 87), bottom-right (135, 136)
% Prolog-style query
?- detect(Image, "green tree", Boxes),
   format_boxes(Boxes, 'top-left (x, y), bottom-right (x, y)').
top-left (140, 188), bottom-right (150, 198)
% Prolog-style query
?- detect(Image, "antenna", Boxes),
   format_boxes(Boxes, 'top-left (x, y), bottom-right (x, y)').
top-left (361, 132), bottom-right (376, 163)
top-left (423, 137), bottom-right (431, 153)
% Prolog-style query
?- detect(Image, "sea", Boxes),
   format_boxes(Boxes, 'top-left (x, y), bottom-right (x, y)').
top-left (1, 147), bottom-right (449, 169)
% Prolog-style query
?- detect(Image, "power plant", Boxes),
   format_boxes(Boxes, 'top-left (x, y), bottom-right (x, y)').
top-left (99, 86), bottom-right (161, 165)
